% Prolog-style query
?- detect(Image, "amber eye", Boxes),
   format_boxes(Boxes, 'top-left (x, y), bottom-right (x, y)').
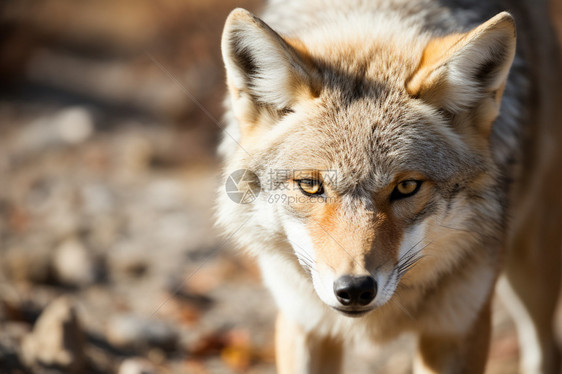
top-left (391, 180), bottom-right (422, 201)
top-left (297, 179), bottom-right (324, 196)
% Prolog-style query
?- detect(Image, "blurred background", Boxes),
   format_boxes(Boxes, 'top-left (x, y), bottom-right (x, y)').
top-left (0, 1), bottom-right (561, 373)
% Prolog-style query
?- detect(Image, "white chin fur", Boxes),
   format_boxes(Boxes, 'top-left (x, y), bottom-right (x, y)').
top-left (281, 217), bottom-right (340, 307)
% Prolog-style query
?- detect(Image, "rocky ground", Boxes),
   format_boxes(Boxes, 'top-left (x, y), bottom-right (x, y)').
top-left (0, 1), bottom-right (561, 373)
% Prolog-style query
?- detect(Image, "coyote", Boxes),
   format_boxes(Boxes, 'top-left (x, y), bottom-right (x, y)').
top-left (217, 0), bottom-right (562, 372)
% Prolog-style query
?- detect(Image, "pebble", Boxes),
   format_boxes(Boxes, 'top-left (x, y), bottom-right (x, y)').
top-left (118, 357), bottom-right (156, 374)
top-left (21, 296), bottom-right (86, 373)
top-left (52, 238), bottom-right (98, 287)
top-left (54, 107), bottom-right (94, 145)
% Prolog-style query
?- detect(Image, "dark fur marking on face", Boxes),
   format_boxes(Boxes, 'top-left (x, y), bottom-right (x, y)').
top-left (444, 183), bottom-right (463, 212)
top-left (408, 200), bottom-right (438, 225)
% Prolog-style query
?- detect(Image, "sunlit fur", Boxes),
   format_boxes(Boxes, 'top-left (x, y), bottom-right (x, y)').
top-left (217, 1), bottom-right (562, 373)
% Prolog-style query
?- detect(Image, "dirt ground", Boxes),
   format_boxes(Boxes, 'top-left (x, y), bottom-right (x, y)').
top-left (0, 1), bottom-right (560, 373)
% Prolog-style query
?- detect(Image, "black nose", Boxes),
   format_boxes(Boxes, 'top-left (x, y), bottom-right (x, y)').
top-left (333, 275), bottom-right (377, 306)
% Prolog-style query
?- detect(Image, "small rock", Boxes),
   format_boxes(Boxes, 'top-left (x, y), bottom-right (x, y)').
top-left (21, 296), bottom-right (86, 373)
top-left (118, 357), bottom-right (156, 374)
top-left (106, 314), bottom-right (177, 351)
top-left (52, 238), bottom-right (97, 287)
top-left (54, 106), bottom-right (94, 145)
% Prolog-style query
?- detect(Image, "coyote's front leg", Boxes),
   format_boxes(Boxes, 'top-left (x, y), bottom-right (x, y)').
top-left (414, 300), bottom-right (492, 374)
top-left (275, 312), bottom-right (343, 374)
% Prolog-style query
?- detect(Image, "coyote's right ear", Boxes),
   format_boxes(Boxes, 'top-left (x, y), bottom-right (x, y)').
top-left (406, 12), bottom-right (516, 124)
top-left (221, 8), bottom-right (317, 114)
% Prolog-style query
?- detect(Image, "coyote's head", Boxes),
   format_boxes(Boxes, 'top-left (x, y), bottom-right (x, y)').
top-left (219, 8), bottom-right (516, 317)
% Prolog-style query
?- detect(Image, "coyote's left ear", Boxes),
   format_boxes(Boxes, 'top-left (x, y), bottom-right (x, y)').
top-left (406, 12), bottom-right (516, 120)
top-left (221, 8), bottom-right (316, 112)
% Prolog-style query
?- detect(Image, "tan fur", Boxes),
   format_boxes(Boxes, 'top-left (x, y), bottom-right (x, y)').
top-left (308, 203), bottom-right (402, 276)
top-left (415, 298), bottom-right (493, 373)
top-left (218, 2), bottom-right (562, 373)
top-left (276, 312), bottom-right (343, 374)
top-left (406, 32), bottom-right (465, 96)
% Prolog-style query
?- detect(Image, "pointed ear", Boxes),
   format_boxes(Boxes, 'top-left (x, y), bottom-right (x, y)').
top-left (221, 8), bottom-right (317, 112)
top-left (406, 12), bottom-right (516, 117)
